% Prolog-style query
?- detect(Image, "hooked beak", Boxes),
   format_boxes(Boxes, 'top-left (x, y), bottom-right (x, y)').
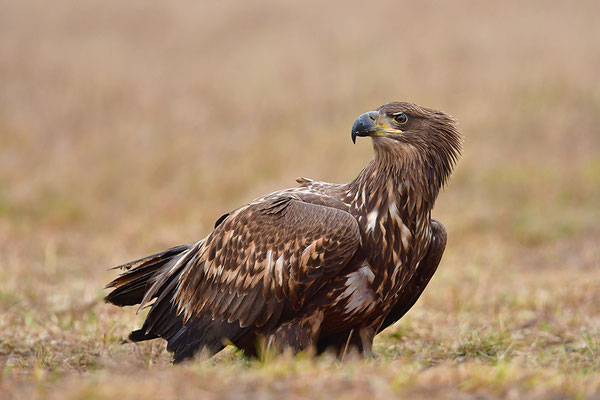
top-left (351, 111), bottom-right (384, 144)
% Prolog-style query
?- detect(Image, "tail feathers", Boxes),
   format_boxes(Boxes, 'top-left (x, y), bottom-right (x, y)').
top-left (128, 329), bottom-right (159, 342)
top-left (106, 242), bottom-right (251, 362)
top-left (104, 244), bottom-right (191, 306)
top-left (129, 280), bottom-right (250, 363)
top-left (168, 319), bottom-right (250, 363)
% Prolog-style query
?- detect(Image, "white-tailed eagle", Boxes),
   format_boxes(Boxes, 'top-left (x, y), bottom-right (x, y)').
top-left (105, 102), bottom-right (462, 362)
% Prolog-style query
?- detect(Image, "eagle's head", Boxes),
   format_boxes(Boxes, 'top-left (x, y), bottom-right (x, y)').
top-left (351, 102), bottom-right (462, 188)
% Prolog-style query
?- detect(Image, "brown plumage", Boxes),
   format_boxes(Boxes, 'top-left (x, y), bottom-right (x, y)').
top-left (105, 101), bottom-right (462, 362)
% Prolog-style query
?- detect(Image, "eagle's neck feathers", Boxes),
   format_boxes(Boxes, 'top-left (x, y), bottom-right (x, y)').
top-left (347, 143), bottom-right (442, 220)
top-left (344, 141), bottom-right (451, 295)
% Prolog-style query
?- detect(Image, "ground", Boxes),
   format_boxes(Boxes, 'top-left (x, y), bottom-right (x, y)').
top-left (0, 0), bottom-right (599, 399)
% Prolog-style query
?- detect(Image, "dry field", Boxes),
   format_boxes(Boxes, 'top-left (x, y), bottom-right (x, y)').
top-left (1, 0), bottom-right (599, 398)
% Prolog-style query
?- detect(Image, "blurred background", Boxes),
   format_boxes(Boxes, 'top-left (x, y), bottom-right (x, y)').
top-left (1, 0), bottom-right (599, 398)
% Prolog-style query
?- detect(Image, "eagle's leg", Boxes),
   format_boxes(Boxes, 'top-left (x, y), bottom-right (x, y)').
top-left (316, 325), bottom-right (378, 358)
top-left (265, 310), bottom-right (324, 354)
top-left (322, 325), bottom-right (378, 358)
top-left (358, 326), bottom-right (376, 358)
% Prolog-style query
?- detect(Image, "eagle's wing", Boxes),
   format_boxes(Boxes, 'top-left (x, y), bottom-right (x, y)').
top-left (171, 195), bottom-right (361, 329)
top-left (378, 220), bottom-right (447, 332)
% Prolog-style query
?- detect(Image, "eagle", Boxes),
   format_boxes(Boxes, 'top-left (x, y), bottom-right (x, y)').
top-left (105, 102), bottom-right (462, 363)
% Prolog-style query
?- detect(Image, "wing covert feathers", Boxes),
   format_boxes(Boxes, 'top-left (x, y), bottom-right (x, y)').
top-left (175, 196), bottom-right (361, 328)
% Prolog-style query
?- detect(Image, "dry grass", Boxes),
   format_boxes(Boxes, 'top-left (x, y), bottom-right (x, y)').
top-left (1, 0), bottom-right (599, 398)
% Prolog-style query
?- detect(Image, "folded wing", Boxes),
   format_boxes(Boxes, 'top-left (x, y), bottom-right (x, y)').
top-left (173, 195), bottom-right (361, 329)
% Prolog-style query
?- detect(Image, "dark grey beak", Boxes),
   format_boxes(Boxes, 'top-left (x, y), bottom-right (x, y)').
top-left (351, 111), bottom-right (379, 144)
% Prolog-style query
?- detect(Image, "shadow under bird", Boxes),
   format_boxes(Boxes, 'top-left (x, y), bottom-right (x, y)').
top-left (105, 102), bottom-right (462, 363)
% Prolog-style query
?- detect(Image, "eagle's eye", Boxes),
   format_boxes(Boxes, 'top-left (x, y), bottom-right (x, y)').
top-left (393, 113), bottom-right (408, 124)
